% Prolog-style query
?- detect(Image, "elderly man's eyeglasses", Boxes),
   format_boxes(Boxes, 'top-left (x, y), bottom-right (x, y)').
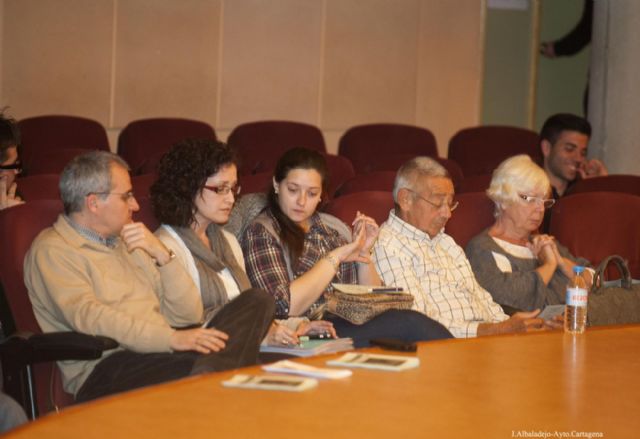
top-left (203, 184), bottom-right (241, 196)
top-left (89, 191), bottom-right (136, 202)
top-left (407, 189), bottom-right (459, 212)
top-left (519, 194), bottom-right (555, 209)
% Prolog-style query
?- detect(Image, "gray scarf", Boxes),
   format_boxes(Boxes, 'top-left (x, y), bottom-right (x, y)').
top-left (173, 224), bottom-right (251, 319)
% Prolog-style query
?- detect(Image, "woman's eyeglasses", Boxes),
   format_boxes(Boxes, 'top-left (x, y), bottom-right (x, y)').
top-left (203, 184), bottom-right (241, 196)
top-left (519, 194), bottom-right (555, 209)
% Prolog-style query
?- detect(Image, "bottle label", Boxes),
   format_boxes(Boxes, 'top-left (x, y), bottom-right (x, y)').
top-left (566, 287), bottom-right (588, 307)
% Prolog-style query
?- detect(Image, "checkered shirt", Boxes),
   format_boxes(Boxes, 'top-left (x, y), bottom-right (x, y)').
top-left (373, 210), bottom-right (508, 338)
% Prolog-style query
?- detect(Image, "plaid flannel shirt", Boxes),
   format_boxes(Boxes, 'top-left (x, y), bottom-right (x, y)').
top-left (242, 210), bottom-right (357, 319)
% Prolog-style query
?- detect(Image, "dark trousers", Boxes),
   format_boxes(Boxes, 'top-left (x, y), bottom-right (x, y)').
top-left (76, 289), bottom-right (274, 402)
top-left (328, 309), bottom-right (452, 348)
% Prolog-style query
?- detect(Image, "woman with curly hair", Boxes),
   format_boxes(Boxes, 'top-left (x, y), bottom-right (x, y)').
top-left (150, 139), bottom-right (335, 347)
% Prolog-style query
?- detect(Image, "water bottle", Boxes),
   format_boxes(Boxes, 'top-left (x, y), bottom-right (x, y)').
top-left (565, 266), bottom-right (588, 334)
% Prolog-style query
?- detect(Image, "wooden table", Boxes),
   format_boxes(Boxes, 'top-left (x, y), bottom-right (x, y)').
top-left (7, 326), bottom-right (640, 438)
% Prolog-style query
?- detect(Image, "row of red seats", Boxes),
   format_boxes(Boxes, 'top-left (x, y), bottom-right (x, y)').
top-left (17, 115), bottom-right (540, 178)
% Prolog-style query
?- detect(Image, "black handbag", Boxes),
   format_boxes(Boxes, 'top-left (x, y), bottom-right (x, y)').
top-left (587, 255), bottom-right (640, 326)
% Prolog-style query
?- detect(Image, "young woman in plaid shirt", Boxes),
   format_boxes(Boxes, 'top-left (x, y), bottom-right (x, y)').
top-left (242, 148), bottom-right (451, 347)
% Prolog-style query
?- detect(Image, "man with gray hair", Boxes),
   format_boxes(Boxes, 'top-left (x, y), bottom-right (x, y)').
top-left (373, 156), bottom-right (552, 338)
top-left (25, 151), bottom-right (274, 402)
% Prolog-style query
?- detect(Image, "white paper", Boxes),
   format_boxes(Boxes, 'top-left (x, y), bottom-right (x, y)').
top-left (263, 360), bottom-right (352, 379)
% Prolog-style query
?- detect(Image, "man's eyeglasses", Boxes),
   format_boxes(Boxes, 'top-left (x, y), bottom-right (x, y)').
top-left (407, 189), bottom-right (459, 212)
top-left (0, 161), bottom-right (22, 172)
top-left (518, 194), bottom-right (555, 209)
top-left (89, 191), bottom-right (136, 202)
top-left (203, 184), bottom-right (241, 196)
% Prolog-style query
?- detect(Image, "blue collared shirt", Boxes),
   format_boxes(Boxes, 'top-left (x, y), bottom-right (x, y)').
top-left (64, 215), bottom-right (119, 249)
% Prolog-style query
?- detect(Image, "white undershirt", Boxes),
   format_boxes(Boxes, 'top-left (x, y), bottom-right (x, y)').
top-left (491, 236), bottom-right (535, 259)
top-left (218, 268), bottom-right (240, 300)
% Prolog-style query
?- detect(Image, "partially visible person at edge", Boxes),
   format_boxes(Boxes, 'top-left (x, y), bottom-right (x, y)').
top-left (241, 147), bottom-right (452, 347)
top-left (373, 156), bottom-right (561, 338)
top-left (150, 139), bottom-right (335, 347)
top-left (0, 392), bottom-right (27, 433)
top-left (466, 155), bottom-right (591, 313)
top-left (0, 111), bottom-right (24, 211)
top-left (24, 151), bottom-right (273, 403)
top-left (539, 113), bottom-right (607, 232)
top-left (540, 0), bottom-right (593, 115)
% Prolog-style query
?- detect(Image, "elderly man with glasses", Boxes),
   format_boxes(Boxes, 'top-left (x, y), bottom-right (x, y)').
top-left (373, 156), bottom-right (557, 338)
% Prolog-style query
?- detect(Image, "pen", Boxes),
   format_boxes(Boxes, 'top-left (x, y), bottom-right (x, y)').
top-left (367, 287), bottom-right (404, 293)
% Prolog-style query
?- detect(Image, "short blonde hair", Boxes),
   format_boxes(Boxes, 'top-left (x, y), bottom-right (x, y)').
top-left (486, 155), bottom-right (550, 213)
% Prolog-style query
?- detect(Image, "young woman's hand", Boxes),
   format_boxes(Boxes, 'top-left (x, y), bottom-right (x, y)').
top-left (352, 211), bottom-right (379, 256)
top-left (266, 323), bottom-right (299, 346)
top-left (296, 320), bottom-right (337, 339)
top-left (333, 225), bottom-right (370, 264)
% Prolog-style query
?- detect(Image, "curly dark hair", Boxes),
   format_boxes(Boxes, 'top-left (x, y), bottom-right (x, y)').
top-left (150, 139), bottom-right (238, 227)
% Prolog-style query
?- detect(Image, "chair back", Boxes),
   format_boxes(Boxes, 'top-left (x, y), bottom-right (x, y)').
top-left (336, 171), bottom-right (397, 197)
top-left (549, 192), bottom-right (640, 278)
top-left (323, 191), bottom-right (394, 226)
top-left (338, 123), bottom-right (437, 174)
top-left (447, 125), bottom-right (541, 177)
top-left (239, 172), bottom-right (272, 195)
top-left (445, 192), bottom-right (495, 249)
top-left (0, 201), bottom-right (63, 334)
top-left (228, 121), bottom-right (326, 175)
top-left (568, 174), bottom-right (640, 197)
top-left (354, 154), bottom-right (463, 189)
top-left (18, 116), bottom-right (109, 171)
top-left (131, 173), bottom-right (158, 200)
top-left (117, 118), bottom-right (216, 174)
top-left (0, 200), bottom-right (69, 415)
top-left (27, 148), bottom-right (95, 175)
top-left (16, 174), bottom-right (61, 201)
top-left (324, 154), bottom-right (355, 199)
top-left (134, 197), bottom-right (160, 231)
top-left (458, 173), bottom-right (493, 194)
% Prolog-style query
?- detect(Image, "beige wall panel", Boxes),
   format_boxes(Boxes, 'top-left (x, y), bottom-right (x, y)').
top-left (322, 0), bottom-right (420, 129)
top-left (114, 0), bottom-right (220, 127)
top-left (323, 130), bottom-right (343, 155)
top-left (0, 0), bottom-right (4, 100)
top-left (219, 0), bottom-right (323, 130)
top-left (417, 0), bottom-right (484, 156)
top-left (2, 0), bottom-right (113, 123)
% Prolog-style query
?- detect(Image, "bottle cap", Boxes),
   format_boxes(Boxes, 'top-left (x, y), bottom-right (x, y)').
top-left (573, 265), bottom-right (585, 274)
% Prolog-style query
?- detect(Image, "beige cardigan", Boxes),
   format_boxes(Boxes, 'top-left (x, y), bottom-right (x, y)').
top-left (24, 215), bottom-right (203, 395)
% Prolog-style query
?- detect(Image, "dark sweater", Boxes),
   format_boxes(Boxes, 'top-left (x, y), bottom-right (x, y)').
top-left (465, 230), bottom-right (588, 311)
